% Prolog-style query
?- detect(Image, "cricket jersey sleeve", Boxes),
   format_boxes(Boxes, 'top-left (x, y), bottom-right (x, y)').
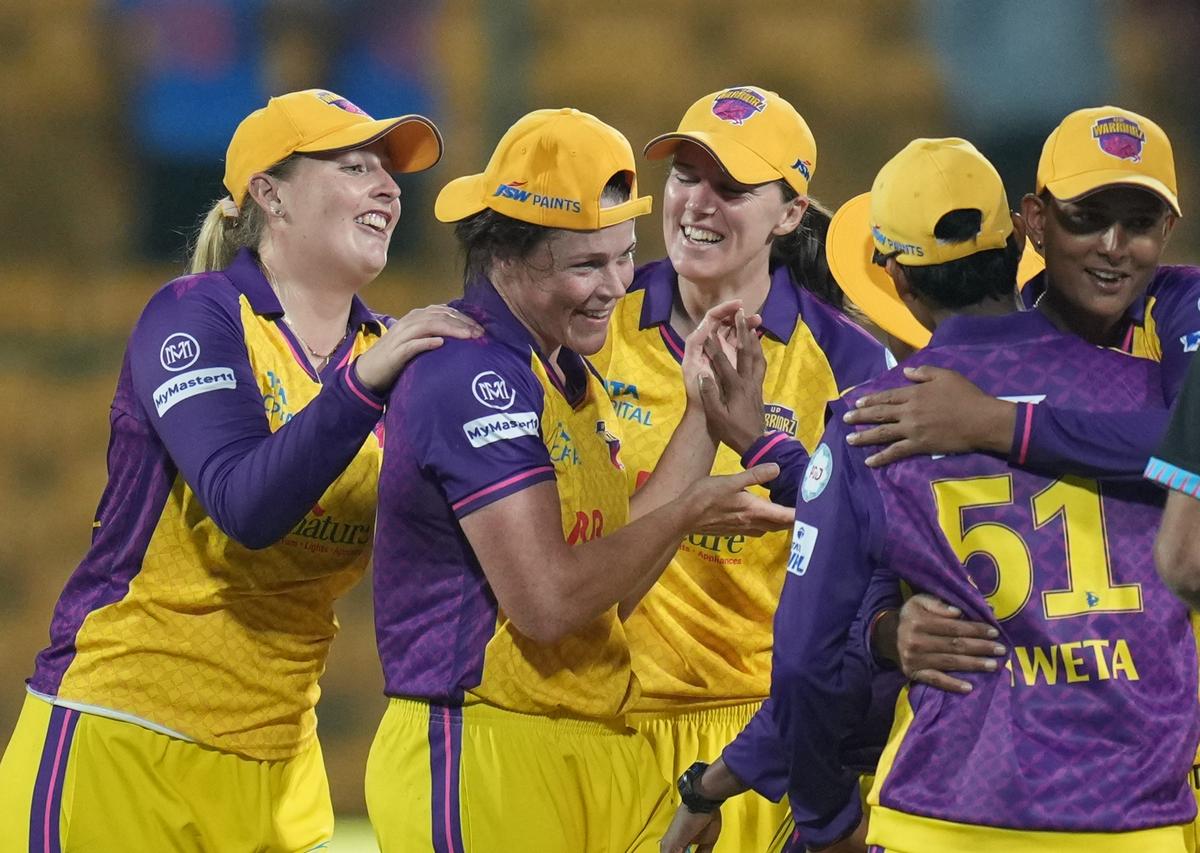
top-left (127, 277), bottom-right (384, 549)
top-left (769, 416), bottom-right (886, 848)
top-left (1147, 353), bottom-right (1200, 494)
top-left (1146, 266), bottom-right (1200, 403)
top-left (740, 431), bottom-right (810, 506)
top-left (392, 339), bottom-right (555, 518)
top-left (1009, 402), bottom-right (1170, 481)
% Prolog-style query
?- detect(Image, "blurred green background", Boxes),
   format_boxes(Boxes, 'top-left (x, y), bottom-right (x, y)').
top-left (2, 2), bottom-right (1197, 847)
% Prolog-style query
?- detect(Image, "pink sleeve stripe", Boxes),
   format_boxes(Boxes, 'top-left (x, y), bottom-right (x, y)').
top-left (344, 367), bottom-right (384, 411)
top-left (452, 466), bottom-right (555, 512)
top-left (746, 432), bottom-right (789, 467)
top-left (1015, 403), bottom-right (1035, 465)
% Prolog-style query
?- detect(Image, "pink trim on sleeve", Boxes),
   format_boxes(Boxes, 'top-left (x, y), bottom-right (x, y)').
top-left (746, 432), bottom-right (790, 467)
top-left (451, 466), bottom-right (555, 512)
top-left (1015, 403), bottom-right (1035, 465)
top-left (344, 366), bottom-right (384, 412)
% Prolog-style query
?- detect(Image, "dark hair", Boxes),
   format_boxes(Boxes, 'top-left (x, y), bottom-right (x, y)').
top-left (770, 187), bottom-right (842, 308)
top-left (899, 209), bottom-right (1020, 309)
top-left (454, 173), bottom-right (632, 286)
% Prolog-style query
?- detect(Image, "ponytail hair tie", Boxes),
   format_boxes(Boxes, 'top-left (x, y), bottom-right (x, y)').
top-left (218, 196), bottom-right (240, 219)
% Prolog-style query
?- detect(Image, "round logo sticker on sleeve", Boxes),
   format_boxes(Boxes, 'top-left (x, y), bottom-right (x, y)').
top-left (159, 332), bottom-right (200, 371)
top-left (471, 370), bottom-right (517, 410)
top-left (801, 443), bottom-right (833, 503)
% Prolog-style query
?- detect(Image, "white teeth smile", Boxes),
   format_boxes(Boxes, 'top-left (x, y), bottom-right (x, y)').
top-left (682, 225), bottom-right (723, 244)
top-left (355, 212), bottom-right (388, 231)
top-left (1087, 269), bottom-right (1125, 283)
top-left (579, 309), bottom-right (609, 321)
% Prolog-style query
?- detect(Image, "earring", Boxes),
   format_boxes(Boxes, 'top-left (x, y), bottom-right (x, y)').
top-left (272, 206), bottom-right (284, 217)
top-left (1033, 239), bottom-right (1042, 250)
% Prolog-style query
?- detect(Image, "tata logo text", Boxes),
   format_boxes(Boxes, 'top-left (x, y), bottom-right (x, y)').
top-left (471, 370), bottom-right (516, 410)
top-left (160, 333), bottom-right (200, 371)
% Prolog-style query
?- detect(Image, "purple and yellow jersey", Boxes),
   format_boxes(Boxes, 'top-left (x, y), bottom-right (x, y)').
top-left (1012, 265), bottom-right (1200, 479)
top-left (28, 248), bottom-right (388, 761)
top-left (1147, 354), bottom-right (1200, 495)
top-left (591, 259), bottom-right (890, 709)
top-left (374, 280), bottom-right (638, 719)
top-left (731, 311), bottom-right (1197, 848)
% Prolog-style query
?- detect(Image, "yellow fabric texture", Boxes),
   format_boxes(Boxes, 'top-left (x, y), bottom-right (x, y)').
top-left (468, 353), bottom-right (641, 719)
top-left (595, 288), bottom-right (842, 709)
top-left (366, 697), bottom-right (673, 853)
top-left (631, 701), bottom-right (794, 853)
top-left (0, 694), bottom-right (332, 851)
top-left (56, 299), bottom-right (382, 760)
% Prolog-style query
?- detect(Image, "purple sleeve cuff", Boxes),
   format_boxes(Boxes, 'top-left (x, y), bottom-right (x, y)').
top-left (720, 699), bottom-right (789, 802)
top-left (741, 431), bottom-right (809, 507)
top-left (1009, 402), bottom-right (1169, 481)
top-left (347, 360), bottom-right (387, 411)
top-left (1146, 457), bottom-right (1200, 498)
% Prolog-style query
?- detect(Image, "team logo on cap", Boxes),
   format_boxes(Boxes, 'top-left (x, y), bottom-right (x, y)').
top-left (315, 90), bottom-right (370, 118)
top-left (1091, 116), bottom-right (1146, 162)
top-left (711, 88), bottom-right (766, 125)
top-left (791, 159), bottom-right (812, 180)
top-left (493, 180), bottom-right (582, 213)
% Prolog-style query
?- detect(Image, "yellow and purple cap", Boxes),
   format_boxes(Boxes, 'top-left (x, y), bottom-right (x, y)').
top-left (827, 138), bottom-right (1044, 348)
top-left (644, 86), bottom-right (817, 196)
top-left (435, 108), bottom-right (653, 230)
top-left (1038, 105), bottom-right (1180, 216)
top-left (222, 89), bottom-right (443, 210)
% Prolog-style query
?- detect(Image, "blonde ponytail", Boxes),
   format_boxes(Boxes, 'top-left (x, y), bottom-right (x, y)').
top-left (186, 154), bottom-right (302, 273)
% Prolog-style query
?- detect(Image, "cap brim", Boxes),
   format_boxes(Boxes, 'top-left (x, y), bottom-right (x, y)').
top-left (596, 195), bottom-right (654, 227)
top-left (1016, 238), bottom-right (1045, 291)
top-left (644, 132), bottom-right (786, 187)
top-left (1046, 172), bottom-right (1181, 217)
top-left (296, 115), bottom-right (444, 174)
top-left (826, 193), bottom-right (931, 349)
top-left (434, 173), bottom-right (489, 223)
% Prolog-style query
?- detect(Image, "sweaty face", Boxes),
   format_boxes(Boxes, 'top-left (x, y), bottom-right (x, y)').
top-left (273, 141), bottom-right (401, 283)
top-left (504, 220), bottom-right (637, 356)
top-left (1031, 186), bottom-right (1174, 341)
top-left (662, 142), bottom-right (802, 286)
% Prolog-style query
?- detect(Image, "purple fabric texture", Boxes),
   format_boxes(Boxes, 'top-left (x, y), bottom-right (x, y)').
top-left (372, 280), bottom-right (560, 702)
top-left (738, 310), bottom-right (1196, 844)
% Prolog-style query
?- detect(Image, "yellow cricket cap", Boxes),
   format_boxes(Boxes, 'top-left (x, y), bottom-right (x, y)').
top-left (827, 138), bottom-right (1044, 349)
top-left (1038, 106), bottom-right (1180, 216)
top-left (435, 108), bottom-right (653, 230)
top-left (643, 85), bottom-right (816, 196)
top-left (223, 89), bottom-right (443, 208)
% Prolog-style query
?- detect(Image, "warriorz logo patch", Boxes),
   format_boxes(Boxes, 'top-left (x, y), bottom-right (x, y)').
top-left (801, 442), bottom-right (833, 502)
top-left (315, 90), bottom-right (370, 117)
top-left (764, 403), bottom-right (798, 436)
top-left (711, 87), bottom-right (767, 125)
top-left (1091, 116), bottom-right (1146, 162)
top-left (471, 370), bottom-right (517, 410)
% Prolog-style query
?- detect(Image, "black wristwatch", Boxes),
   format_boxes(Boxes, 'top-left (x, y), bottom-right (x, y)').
top-left (677, 761), bottom-right (726, 814)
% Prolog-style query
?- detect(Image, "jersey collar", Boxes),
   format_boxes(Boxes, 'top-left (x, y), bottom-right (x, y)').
top-left (930, 309), bottom-right (1063, 348)
top-left (634, 258), bottom-right (799, 343)
top-left (1020, 269), bottom-right (1149, 328)
top-left (224, 247), bottom-right (383, 334)
top-left (460, 276), bottom-right (590, 405)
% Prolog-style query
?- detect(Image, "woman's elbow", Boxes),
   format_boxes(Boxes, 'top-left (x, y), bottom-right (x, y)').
top-left (1155, 528), bottom-right (1200, 610)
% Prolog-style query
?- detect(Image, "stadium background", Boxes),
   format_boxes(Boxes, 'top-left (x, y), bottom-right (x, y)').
top-left (1, 1), bottom-right (1197, 846)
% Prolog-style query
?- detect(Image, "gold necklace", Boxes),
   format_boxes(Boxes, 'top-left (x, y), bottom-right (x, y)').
top-left (282, 316), bottom-right (350, 370)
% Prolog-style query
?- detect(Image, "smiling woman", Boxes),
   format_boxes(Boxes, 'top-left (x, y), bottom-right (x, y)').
top-left (364, 107), bottom-right (783, 853)
top-left (0, 89), bottom-right (484, 851)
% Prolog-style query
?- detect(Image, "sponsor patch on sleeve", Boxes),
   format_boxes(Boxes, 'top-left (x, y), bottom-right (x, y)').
top-left (153, 367), bottom-right (237, 416)
top-left (471, 370), bottom-right (517, 410)
top-left (787, 520), bottom-right (819, 576)
top-left (159, 332), bottom-right (200, 371)
top-left (801, 443), bottom-right (833, 502)
top-left (1180, 331), bottom-right (1200, 353)
top-left (462, 411), bottom-right (540, 447)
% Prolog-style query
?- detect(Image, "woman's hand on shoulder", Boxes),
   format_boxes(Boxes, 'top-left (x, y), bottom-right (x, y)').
top-left (354, 305), bottom-right (483, 394)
